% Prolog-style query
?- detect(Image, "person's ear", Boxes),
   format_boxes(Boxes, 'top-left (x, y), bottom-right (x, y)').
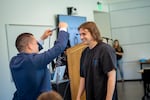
top-left (27, 43), bottom-right (32, 50)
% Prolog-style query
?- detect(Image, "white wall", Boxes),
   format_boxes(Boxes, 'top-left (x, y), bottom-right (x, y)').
top-left (109, 0), bottom-right (150, 80)
top-left (0, 0), bottom-right (108, 99)
top-left (3, 0), bottom-right (149, 98)
top-left (94, 11), bottom-right (112, 38)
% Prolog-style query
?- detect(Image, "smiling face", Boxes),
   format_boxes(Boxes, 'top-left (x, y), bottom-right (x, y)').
top-left (79, 28), bottom-right (95, 45)
top-left (78, 22), bottom-right (102, 46)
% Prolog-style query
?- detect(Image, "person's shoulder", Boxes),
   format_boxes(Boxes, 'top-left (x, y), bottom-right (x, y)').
top-left (81, 47), bottom-right (89, 56)
top-left (97, 42), bottom-right (109, 48)
top-left (10, 53), bottom-right (34, 63)
top-left (97, 42), bottom-right (114, 51)
top-left (120, 46), bottom-right (123, 49)
top-left (10, 53), bottom-right (27, 69)
top-left (120, 46), bottom-right (124, 52)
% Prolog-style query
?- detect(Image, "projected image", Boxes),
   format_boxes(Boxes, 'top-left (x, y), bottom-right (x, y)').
top-left (57, 15), bottom-right (86, 47)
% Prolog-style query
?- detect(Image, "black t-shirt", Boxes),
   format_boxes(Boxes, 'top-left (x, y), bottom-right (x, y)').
top-left (115, 47), bottom-right (123, 60)
top-left (80, 42), bottom-right (117, 100)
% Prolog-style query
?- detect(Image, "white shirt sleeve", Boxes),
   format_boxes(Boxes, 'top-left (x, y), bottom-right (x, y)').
top-left (38, 39), bottom-right (44, 45)
top-left (59, 28), bottom-right (67, 32)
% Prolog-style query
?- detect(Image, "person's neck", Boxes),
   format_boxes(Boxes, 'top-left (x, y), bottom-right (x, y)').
top-left (88, 41), bottom-right (98, 49)
top-left (21, 49), bottom-right (33, 54)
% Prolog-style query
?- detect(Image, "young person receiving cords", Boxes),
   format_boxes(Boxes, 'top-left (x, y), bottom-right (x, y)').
top-left (76, 22), bottom-right (117, 100)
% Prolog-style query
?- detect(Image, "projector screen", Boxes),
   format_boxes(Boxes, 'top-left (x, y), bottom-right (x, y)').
top-left (57, 15), bottom-right (86, 47)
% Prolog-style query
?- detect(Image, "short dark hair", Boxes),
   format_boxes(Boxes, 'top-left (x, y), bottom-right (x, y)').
top-left (15, 33), bottom-right (33, 52)
top-left (78, 21), bottom-right (102, 42)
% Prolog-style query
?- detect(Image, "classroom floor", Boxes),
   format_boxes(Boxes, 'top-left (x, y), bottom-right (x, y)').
top-left (117, 81), bottom-right (145, 100)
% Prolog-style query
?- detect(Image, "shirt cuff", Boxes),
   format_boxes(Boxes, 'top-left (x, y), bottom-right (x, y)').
top-left (59, 28), bottom-right (67, 32)
top-left (38, 39), bottom-right (44, 45)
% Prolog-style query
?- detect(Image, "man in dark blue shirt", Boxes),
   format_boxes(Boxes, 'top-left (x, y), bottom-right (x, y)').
top-left (10, 22), bottom-right (69, 100)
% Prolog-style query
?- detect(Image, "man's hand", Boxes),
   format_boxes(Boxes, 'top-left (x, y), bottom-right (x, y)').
top-left (40, 29), bottom-right (52, 40)
top-left (59, 22), bottom-right (68, 29)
